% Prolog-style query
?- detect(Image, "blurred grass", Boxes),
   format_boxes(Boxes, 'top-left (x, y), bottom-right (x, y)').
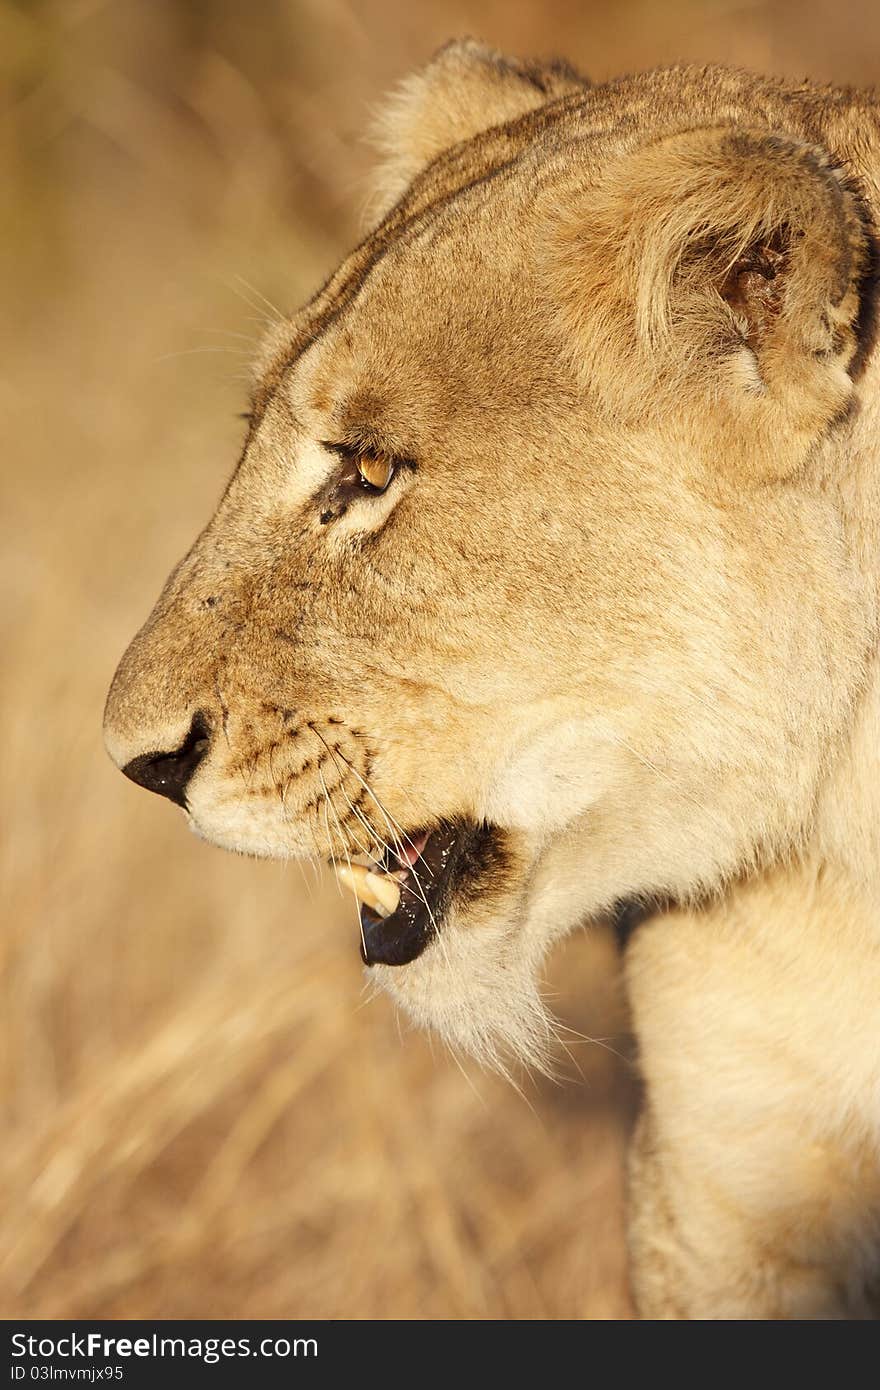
top-left (1, 0), bottom-right (877, 1320)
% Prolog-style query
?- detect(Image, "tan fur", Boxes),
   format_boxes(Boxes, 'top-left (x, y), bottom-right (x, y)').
top-left (104, 43), bottom-right (880, 1318)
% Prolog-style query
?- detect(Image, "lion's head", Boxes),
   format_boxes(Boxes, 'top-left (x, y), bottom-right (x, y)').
top-left (104, 44), bottom-right (878, 1069)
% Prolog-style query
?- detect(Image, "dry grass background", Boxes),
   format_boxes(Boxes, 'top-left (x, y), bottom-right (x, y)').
top-left (2, 0), bottom-right (878, 1322)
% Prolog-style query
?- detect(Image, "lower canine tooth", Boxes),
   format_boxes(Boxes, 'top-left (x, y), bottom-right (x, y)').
top-left (338, 863), bottom-right (401, 918)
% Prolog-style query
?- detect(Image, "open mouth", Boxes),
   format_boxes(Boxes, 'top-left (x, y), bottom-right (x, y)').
top-left (337, 819), bottom-right (499, 966)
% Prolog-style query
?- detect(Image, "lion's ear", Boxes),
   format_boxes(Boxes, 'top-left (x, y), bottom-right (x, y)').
top-left (547, 127), bottom-right (873, 478)
top-left (370, 38), bottom-right (586, 216)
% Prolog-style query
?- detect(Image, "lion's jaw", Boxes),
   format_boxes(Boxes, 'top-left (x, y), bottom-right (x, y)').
top-left (104, 50), bottom-right (879, 1069)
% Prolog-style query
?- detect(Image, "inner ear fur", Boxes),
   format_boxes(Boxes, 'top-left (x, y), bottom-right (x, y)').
top-left (547, 126), bottom-right (872, 478)
top-left (370, 38), bottom-right (587, 217)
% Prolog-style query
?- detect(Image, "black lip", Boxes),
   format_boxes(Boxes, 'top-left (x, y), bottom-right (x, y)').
top-left (359, 819), bottom-right (498, 967)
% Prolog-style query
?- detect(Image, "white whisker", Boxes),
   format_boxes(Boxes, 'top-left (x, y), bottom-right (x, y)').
top-left (317, 765), bottom-right (366, 957)
top-left (231, 273), bottom-right (285, 325)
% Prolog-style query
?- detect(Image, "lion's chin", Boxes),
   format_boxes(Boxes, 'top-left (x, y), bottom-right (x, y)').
top-left (185, 792), bottom-right (555, 1070)
top-left (369, 888), bottom-right (557, 1077)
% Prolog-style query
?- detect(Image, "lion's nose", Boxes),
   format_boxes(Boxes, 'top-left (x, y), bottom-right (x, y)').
top-left (121, 711), bottom-right (212, 808)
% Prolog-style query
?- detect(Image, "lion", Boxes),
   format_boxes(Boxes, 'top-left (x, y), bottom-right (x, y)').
top-left (103, 41), bottom-right (880, 1319)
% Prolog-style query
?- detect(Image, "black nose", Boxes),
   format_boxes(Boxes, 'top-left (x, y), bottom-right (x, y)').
top-left (122, 711), bottom-right (212, 808)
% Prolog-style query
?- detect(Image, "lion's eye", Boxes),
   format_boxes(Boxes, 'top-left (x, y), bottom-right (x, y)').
top-left (317, 441), bottom-right (408, 525)
top-left (355, 451), bottom-right (395, 493)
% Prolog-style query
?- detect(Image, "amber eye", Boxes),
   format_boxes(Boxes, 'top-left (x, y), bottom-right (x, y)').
top-left (356, 452), bottom-right (396, 493)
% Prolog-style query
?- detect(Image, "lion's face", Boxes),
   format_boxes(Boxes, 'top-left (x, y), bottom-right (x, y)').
top-left (104, 45), bottom-right (876, 1067)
